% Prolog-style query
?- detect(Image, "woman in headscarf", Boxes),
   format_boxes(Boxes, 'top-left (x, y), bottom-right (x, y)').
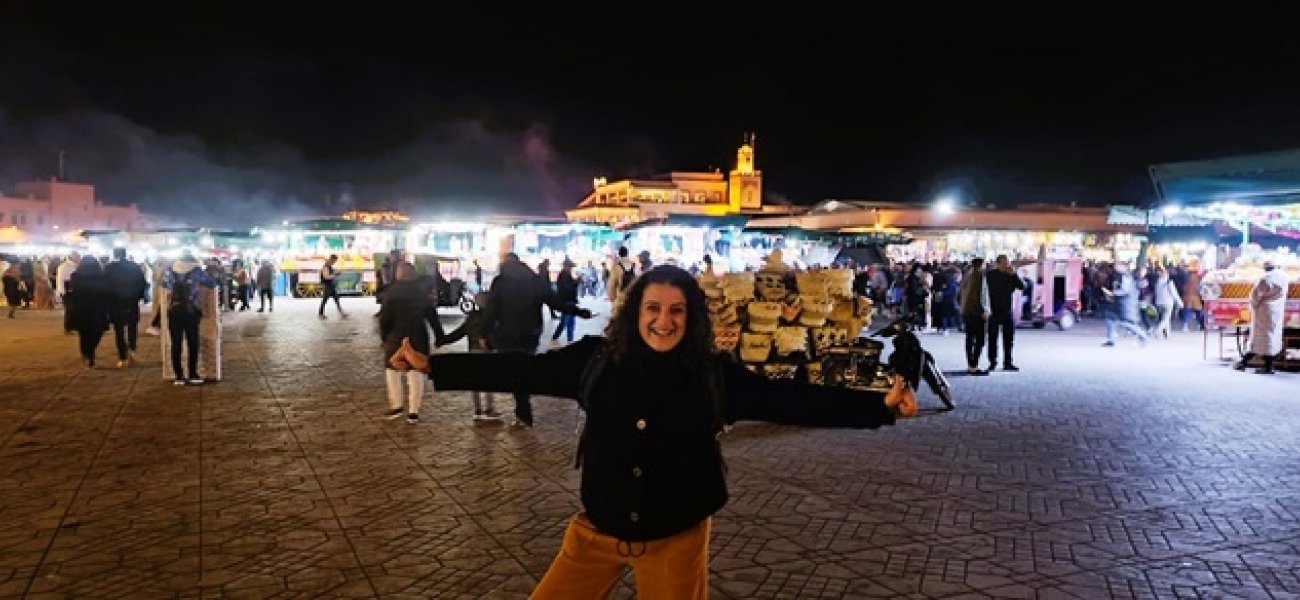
top-left (68, 256), bottom-right (112, 367)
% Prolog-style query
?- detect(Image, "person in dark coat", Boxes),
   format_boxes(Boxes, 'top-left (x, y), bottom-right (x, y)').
top-left (387, 265), bottom-right (911, 598)
top-left (104, 248), bottom-right (148, 368)
top-left (69, 256), bottom-right (112, 368)
top-left (984, 255), bottom-right (1026, 371)
top-left (3, 262), bottom-right (24, 318)
top-left (482, 253), bottom-right (591, 428)
top-left (378, 261), bottom-right (446, 423)
top-left (550, 259), bottom-right (581, 345)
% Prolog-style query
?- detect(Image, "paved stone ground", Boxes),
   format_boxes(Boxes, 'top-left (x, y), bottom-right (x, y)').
top-left (1, 298), bottom-right (1298, 599)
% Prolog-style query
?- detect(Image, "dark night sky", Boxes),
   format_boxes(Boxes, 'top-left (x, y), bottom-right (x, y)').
top-left (4, 2), bottom-right (1300, 223)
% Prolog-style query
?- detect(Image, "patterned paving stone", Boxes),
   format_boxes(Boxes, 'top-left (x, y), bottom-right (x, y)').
top-left (2, 299), bottom-right (1299, 598)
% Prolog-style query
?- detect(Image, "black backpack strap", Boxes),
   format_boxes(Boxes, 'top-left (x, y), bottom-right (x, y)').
top-left (574, 344), bottom-right (611, 469)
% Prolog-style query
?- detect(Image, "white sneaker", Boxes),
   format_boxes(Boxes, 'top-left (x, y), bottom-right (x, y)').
top-left (144, 327), bottom-right (160, 336)
top-left (549, 339), bottom-right (563, 348)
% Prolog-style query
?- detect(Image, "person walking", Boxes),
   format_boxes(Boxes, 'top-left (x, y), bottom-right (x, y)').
top-left (32, 258), bottom-right (55, 310)
top-left (2, 263), bottom-right (24, 318)
top-left (958, 258), bottom-right (991, 375)
top-left (607, 247), bottom-right (638, 306)
top-left (985, 255), bottom-right (1025, 371)
top-left (388, 265), bottom-right (911, 599)
top-left (1102, 260), bottom-right (1148, 347)
top-left (1151, 265), bottom-right (1182, 339)
top-left (442, 291), bottom-right (502, 421)
top-left (104, 248), bottom-right (148, 368)
top-left (56, 252), bottom-right (80, 334)
top-left (378, 261), bottom-right (445, 423)
top-left (482, 253), bottom-right (592, 428)
top-left (551, 259), bottom-right (581, 346)
top-left (318, 254), bottom-right (346, 319)
top-left (144, 261), bottom-right (167, 336)
top-left (1234, 260), bottom-right (1290, 374)
top-left (164, 253), bottom-right (219, 385)
top-left (1181, 267), bottom-right (1204, 332)
top-left (232, 261), bottom-right (251, 311)
top-left (68, 256), bottom-right (112, 368)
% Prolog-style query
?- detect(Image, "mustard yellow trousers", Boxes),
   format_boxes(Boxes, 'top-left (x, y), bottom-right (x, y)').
top-left (532, 513), bottom-right (710, 599)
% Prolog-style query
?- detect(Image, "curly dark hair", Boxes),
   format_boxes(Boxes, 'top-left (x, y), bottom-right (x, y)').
top-left (604, 264), bottom-right (714, 368)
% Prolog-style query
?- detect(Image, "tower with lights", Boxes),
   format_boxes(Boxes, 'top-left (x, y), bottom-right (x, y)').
top-left (728, 132), bottom-right (762, 212)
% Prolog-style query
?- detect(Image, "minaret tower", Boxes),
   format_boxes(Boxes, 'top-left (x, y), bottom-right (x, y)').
top-left (728, 132), bottom-right (763, 212)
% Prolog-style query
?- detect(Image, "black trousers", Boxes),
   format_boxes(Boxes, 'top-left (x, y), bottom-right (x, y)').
top-left (495, 331), bottom-right (540, 424)
top-left (318, 283), bottom-right (342, 314)
top-left (111, 300), bottom-right (140, 360)
top-left (259, 288), bottom-right (273, 310)
top-left (962, 314), bottom-right (986, 368)
top-left (987, 312), bottom-right (1015, 365)
top-left (168, 309), bottom-right (202, 379)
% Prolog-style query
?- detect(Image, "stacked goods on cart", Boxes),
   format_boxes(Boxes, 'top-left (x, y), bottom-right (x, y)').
top-left (700, 250), bottom-right (884, 390)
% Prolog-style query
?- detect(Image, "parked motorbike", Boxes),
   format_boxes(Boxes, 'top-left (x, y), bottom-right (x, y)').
top-left (871, 314), bottom-right (956, 411)
top-left (817, 312), bottom-right (955, 411)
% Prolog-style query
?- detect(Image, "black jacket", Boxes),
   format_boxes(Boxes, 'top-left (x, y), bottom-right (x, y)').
top-left (484, 259), bottom-right (576, 348)
top-left (426, 336), bottom-right (896, 542)
top-left (104, 259), bottom-right (148, 302)
top-left (68, 271), bottom-right (111, 332)
top-left (378, 279), bottom-right (445, 367)
top-left (985, 269), bottom-right (1025, 316)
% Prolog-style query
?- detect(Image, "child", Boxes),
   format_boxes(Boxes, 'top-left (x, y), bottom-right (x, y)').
top-left (442, 292), bottom-right (501, 422)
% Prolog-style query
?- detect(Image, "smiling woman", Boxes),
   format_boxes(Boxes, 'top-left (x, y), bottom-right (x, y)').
top-left (390, 264), bottom-right (911, 598)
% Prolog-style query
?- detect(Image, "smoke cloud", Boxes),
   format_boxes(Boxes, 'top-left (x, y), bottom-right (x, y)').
top-left (0, 107), bottom-right (592, 228)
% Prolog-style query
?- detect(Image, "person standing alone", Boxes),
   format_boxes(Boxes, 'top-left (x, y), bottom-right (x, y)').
top-left (1235, 260), bottom-right (1290, 374)
top-left (985, 255), bottom-right (1025, 372)
top-left (318, 254), bottom-right (347, 319)
top-left (959, 258), bottom-right (991, 374)
top-left (164, 252), bottom-right (219, 385)
top-left (256, 260), bottom-right (275, 312)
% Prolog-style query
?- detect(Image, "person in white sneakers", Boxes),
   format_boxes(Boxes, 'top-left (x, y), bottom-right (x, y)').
top-left (378, 262), bottom-right (444, 423)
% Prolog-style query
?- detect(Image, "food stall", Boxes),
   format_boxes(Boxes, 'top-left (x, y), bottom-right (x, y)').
top-left (258, 219), bottom-right (402, 297)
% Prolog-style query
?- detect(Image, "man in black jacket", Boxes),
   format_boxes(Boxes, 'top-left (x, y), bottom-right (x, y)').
top-left (484, 253), bottom-right (590, 428)
top-left (985, 254), bottom-right (1026, 371)
top-left (104, 248), bottom-right (148, 368)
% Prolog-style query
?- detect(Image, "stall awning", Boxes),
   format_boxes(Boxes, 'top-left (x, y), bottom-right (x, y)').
top-left (629, 215), bottom-right (750, 230)
top-left (1150, 149), bottom-right (1300, 206)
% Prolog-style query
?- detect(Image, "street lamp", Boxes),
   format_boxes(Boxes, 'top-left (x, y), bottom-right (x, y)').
top-left (934, 196), bottom-right (957, 215)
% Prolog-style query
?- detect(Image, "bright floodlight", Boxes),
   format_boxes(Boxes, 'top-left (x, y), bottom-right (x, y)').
top-left (1161, 204), bottom-right (1181, 216)
top-left (934, 196), bottom-right (957, 214)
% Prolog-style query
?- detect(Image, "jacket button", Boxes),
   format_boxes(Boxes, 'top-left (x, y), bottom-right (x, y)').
top-left (635, 419), bottom-right (646, 430)
top-left (631, 466), bottom-right (642, 478)
top-left (629, 511), bottom-right (640, 522)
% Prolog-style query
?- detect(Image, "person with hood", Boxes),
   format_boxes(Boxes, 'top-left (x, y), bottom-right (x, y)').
top-left (32, 258), bottom-right (55, 310)
top-left (163, 252), bottom-right (220, 385)
top-left (104, 248), bottom-right (149, 368)
top-left (69, 256), bottom-right (112, 367)
top-left (1235, 260), bottom-right (1290, 375)
top-left (483, 253), bottom-right (592, 428)
top-left (388, 265), bottom-right (912, 598)
top-left (378, 261), bottom-right (446, 423)
top-left (606, 246), bottom-right (638, 305)
top-left (1181, 267), bottom-right (1205, 332)
top-left (56, 252), bottom-right (80, 334)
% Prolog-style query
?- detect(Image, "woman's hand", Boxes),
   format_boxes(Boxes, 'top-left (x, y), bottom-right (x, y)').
top-left (389, 338), bottom-right (430, 372)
